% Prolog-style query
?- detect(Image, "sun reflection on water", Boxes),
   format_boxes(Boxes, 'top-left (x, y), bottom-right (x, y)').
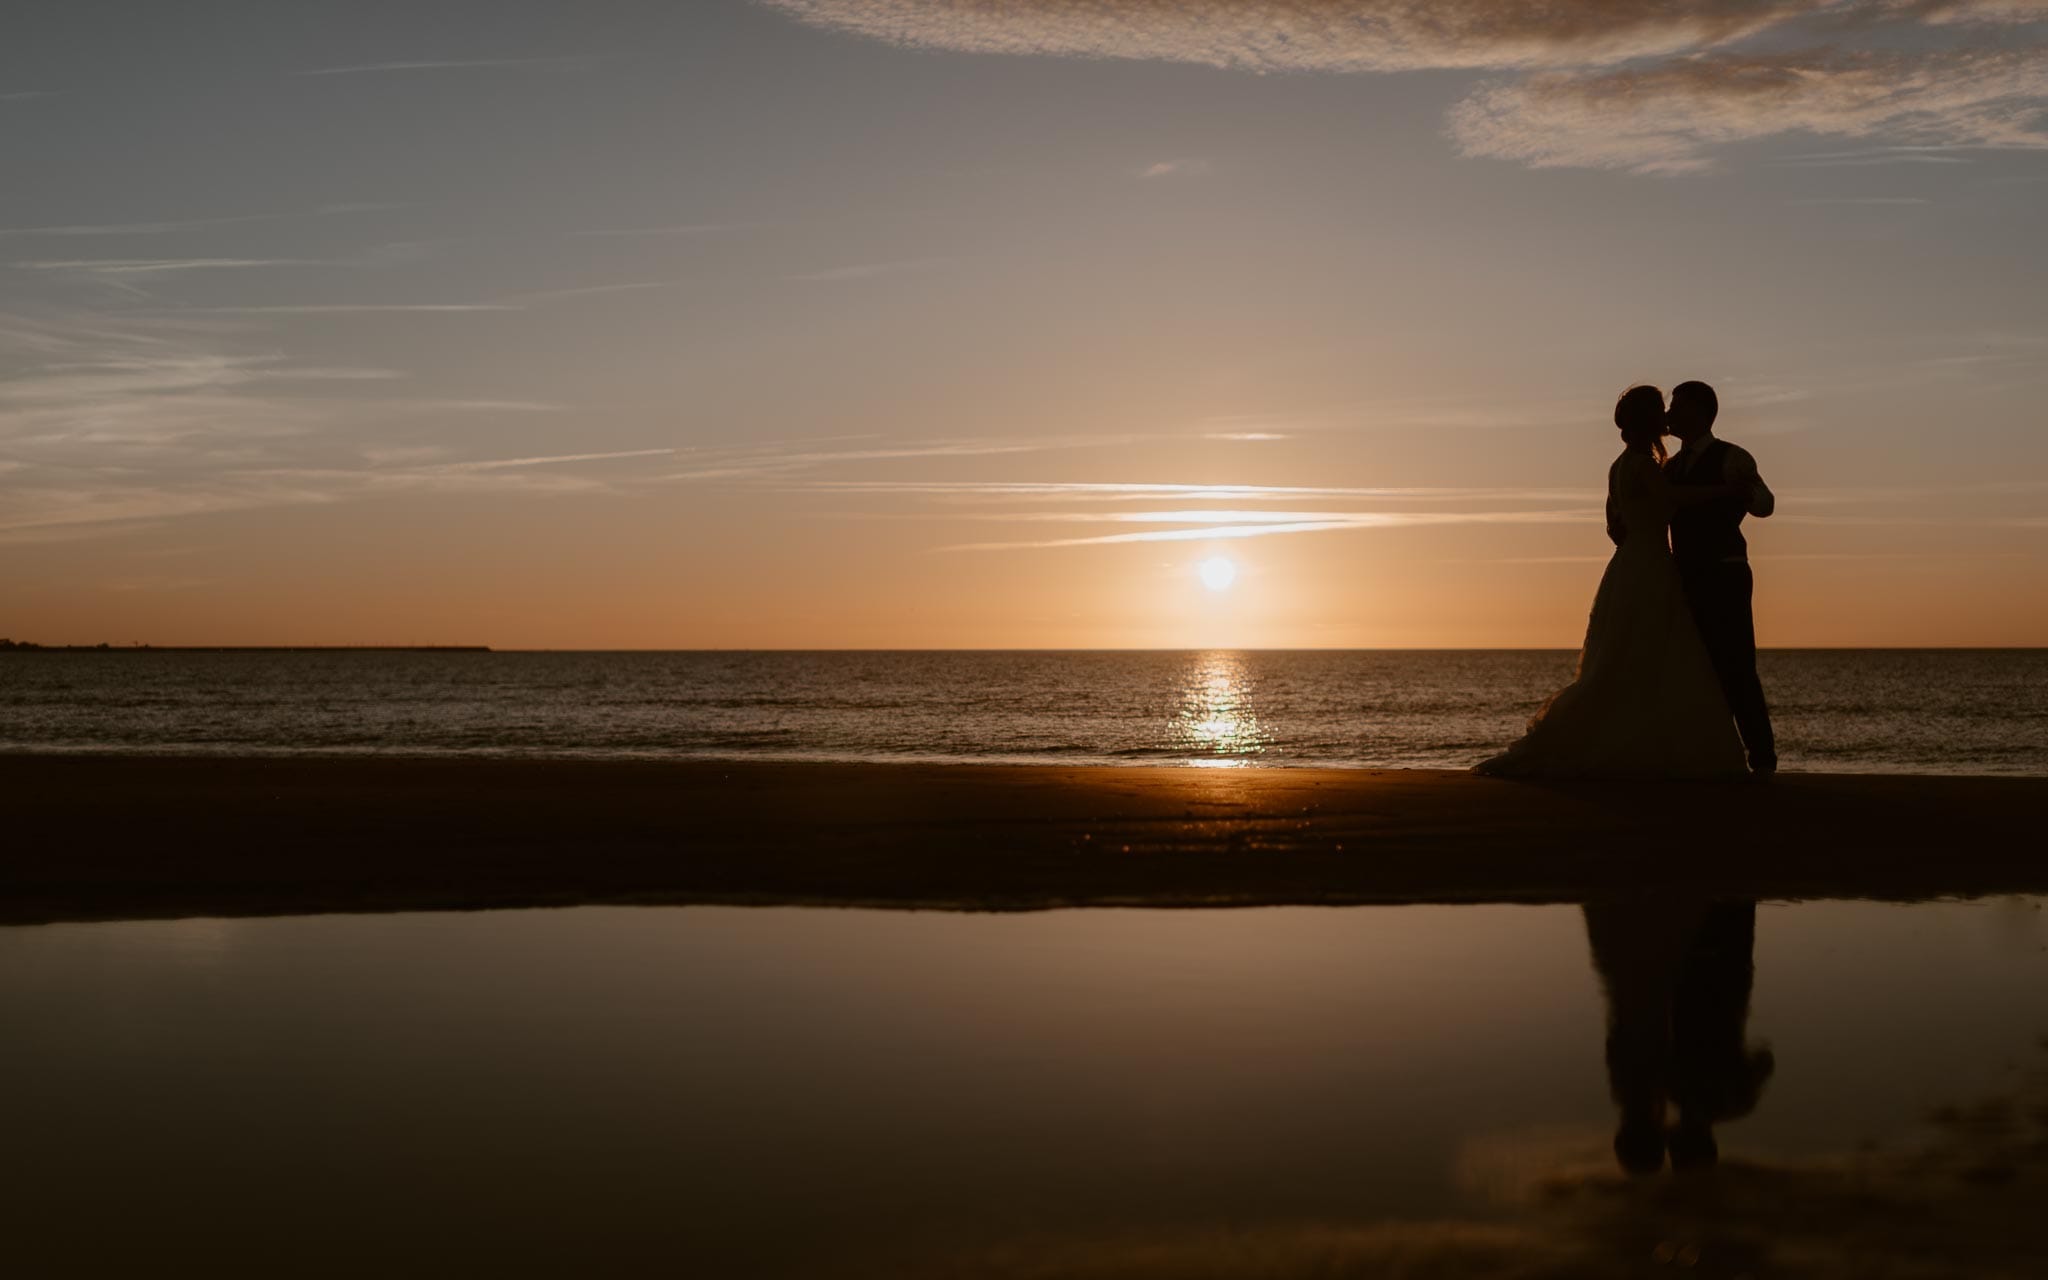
top-left (1170, 652), bottom-right (1270, 765)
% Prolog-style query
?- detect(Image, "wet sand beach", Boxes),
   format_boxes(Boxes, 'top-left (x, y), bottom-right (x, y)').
top-left (4, 755), bottom-right (2041, 923)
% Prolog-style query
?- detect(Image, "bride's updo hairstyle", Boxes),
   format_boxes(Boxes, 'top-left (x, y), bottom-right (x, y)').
top-left (1614, 384), bottom-right (1669, 465)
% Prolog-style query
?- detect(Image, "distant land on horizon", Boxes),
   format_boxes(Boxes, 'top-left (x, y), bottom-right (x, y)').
top-left (0, 640), bottom-right (491, 653)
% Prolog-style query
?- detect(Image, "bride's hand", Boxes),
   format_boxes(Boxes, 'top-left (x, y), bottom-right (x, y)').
top-left (1668, 482), bottom-right (1748, 507)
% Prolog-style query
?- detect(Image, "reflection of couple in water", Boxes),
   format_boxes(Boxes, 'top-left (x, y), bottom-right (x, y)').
top-left (1584, 897), bottom-right (1776, 1175)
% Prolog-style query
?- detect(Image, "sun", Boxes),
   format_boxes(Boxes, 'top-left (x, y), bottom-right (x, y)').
top-left (1198, 556), bottom-right (1238, 592)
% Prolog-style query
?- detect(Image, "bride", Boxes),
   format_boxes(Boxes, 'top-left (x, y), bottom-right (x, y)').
top-left (1476, 386), bottom-right (1748, 779)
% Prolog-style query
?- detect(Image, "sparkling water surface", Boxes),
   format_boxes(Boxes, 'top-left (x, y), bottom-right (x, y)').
top-left (3, 649), bottom-right (2045, 774)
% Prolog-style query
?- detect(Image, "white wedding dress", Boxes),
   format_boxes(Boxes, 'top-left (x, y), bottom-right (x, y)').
top-left (1476, 451), bottom-right (1747, 779)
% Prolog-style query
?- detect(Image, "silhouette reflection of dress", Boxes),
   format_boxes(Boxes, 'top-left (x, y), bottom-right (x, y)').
top-left (1582, 898), bottom-right (1775, 1175)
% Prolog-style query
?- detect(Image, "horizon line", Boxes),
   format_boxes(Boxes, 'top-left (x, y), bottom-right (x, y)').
top-left (11, 644), bottom-right (2046, 654)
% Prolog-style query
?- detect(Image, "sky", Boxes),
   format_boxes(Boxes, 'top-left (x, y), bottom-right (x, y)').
top-left (3, 0), bottom-right (2046, 648)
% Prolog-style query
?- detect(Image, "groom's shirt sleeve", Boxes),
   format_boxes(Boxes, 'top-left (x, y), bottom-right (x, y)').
top-left (1725, 445), bottom-right (1775, 518)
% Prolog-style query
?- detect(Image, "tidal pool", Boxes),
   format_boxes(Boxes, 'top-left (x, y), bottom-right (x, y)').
top-left (4, 899), bottom-right (2046, 1276)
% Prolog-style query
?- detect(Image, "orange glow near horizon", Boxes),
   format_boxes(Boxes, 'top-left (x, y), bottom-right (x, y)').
top-left (2, 6), bottom-right (2044, 650)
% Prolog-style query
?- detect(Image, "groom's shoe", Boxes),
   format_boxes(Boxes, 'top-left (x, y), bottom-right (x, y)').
top-left (1748, 759), bottom-right (1777, 783)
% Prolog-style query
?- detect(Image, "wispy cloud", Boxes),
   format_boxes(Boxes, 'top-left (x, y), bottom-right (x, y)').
top-left (796, 463), bottom-right (2048, 554)
top-left (658, 435), bottom-right (1141, 483)
top-left (366, 399), bottom-right (564, 413)
top-left (189, 280), bottom-right (679, 317)
top-left (0, 214), bottom-right (279, 238)
top-left (787, 257), bottom-right (949, 282)
top-left (315, 202), bottom-right (408, 216)
top-left (787, 469), bottom-right (1610, 552)
top-left (428, 448), bottom-right (675, 472)
top-left (1448, 44), bottom-right (2048, 174)
top-left (576, 222), bottom-right (758, 238)
top-left (793, 479), bottom-right (1598, 503)
top-left (762, 1), bottom-right (2048, 174)
top-left (941, 508), bottom-right (1598, 551)
top-left (0, 455), bottom-right (634, 537)
top-left (360, 445), bottom-right (451, 467)
top-left (0, 312), bottom-right (631, 535)
top-left (196, 303), bottom-right (522, 314)
top-left (1138, 158), bottom-right (1212, 179)
top-left (1787, 196), bottom-right (1933, 206)
top-left (1, 90), bottom-right (52, 102)
top-left (505, 280), bottom-right (683, 303)
top-left (294, 57), bottom-right (593, 76)
top-left (1772, 147), bottom-right (1979, 167)
top-left (12, 258), bottom-right (324, 276)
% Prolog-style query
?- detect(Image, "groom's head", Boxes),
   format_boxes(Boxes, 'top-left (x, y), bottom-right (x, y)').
top-left (1668, 381), bottom-right (1718, 442)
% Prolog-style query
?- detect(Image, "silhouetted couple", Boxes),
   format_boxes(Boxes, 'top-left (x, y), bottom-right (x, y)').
top-left (1583, 897), bottom-right (1774, 1174)
top-left (1477, 380), bottom-right (1778, 779)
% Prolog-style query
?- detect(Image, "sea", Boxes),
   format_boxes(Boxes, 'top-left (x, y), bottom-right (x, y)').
top-left (3, 648), bottom-right (2044, 774)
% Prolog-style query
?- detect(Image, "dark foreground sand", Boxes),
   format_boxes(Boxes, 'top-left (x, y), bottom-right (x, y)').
top-left (4, 754), bottom-right (2043, 924)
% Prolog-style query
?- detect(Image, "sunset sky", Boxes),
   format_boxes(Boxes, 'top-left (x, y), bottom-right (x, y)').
top-left (4, 0), bottom-right (2046, 648)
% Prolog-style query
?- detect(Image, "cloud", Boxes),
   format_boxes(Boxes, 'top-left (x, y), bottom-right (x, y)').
top-left (188, 281), bottom-right (679, 317)
top-left (505, 280), bottom-right (683, 303)
top-left (657, 435), bottom-right (1144, 483)
top-left (576, 222), bottom-right (759, 237)
top-left (1, 90), bottom-right (52, 102)
top-left (787, 256), bottom-right (949, 281)
top-left (360, 445), bottom-right (452, 466)
top-left (794, 479), bottom-right (1598, 503)
top-left (354, 446), bottom-right (676, 474)
top-left (11, 257), bottom-right (324, 276)
top-left (428, 448), bottom-right (675, 472)
top-left (1912, 0), bottom-right (2048, 22)
top-left (796, 465), bottom-right (2046, 553)
top-left (0, 312), bottom-right (633, 535)
top-left (783, 471), bottom-right (1609, 551)
top-left (940, 507), bottom-right (1598, 550)
top-left (197, 303), bottom-right (522, 314)
top-left (760, 1), bottom-right (2048, 173)
top-left (1139, 158), bottom-right (1213, 178)
top-left (0, 215), bottom-right (279, 238)
top-left (1771, 145), bottom-right (1979, 165)
top-left (360, 399), bottom-right (564, 413)
top-left (293, 57), bottom-right (593, 76)
top-left (760, 0), bottom-right (1819, 73)
top-left (1448, 44), bottom-right (2048, 174)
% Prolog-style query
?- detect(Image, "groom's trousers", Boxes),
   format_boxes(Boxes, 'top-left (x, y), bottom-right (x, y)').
top-left (1680, 562), bottom-right (1777, 773)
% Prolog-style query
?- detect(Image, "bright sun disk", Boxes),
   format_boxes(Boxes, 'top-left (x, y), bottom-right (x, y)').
top-left (1198, 556), bottom-right (1238, 591)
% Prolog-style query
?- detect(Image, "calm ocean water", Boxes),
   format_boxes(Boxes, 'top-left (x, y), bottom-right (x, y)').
top-left (3, 649), bottom-right (2044, 774)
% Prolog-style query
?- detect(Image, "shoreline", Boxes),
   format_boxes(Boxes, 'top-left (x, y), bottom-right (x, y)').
top-left (3, 747), bottom-right (2038, 778)
top-left (4, 754), bottom-right (2043, 925)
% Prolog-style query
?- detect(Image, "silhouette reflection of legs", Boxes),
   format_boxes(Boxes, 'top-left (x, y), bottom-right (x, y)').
top-left (1583, 898), bottom-right (1774, 1176)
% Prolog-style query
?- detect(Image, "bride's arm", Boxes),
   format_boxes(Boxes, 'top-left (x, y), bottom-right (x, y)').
top-left (1640, 459), bottom-right (1747, 509)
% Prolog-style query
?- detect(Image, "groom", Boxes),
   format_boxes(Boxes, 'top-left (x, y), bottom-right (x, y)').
top-left (1666, 381), bottom-right (1778, 777)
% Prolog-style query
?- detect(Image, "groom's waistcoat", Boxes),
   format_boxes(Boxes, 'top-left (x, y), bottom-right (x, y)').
top-left (1667, 440), bottom-right (1748, 566)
